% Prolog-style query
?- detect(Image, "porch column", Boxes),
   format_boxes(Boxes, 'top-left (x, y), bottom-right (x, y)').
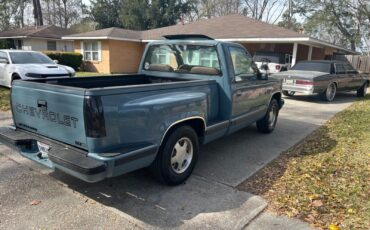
top-left (292, 42), bottom-right (298, 66)
top-left (308, 46), bottom-right (313, 60)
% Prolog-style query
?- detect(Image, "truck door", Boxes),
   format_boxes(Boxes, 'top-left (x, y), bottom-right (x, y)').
top-left (228, 46), bottom-right (270, 131)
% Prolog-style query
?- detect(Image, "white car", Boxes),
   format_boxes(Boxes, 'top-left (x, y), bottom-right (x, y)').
top-left (253, 51), bottom-right (291, 74)
top-left (0, 50), bottom-right (75, 87)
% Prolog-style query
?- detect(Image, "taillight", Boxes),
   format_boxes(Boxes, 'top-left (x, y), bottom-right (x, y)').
top-left (84, 96), bottom-right (106, 138)
top-left (295, 80), bottom-right (316, 85)
top-left (275, 65), bottom-right (281, 70)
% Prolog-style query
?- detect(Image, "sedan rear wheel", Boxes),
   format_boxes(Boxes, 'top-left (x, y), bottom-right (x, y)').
top-left (282, 90), bottom-right (295, 97)
top-left (356, 82), bottom-right (368, 97)
top-left (320, 82), bottom-right (337, 102)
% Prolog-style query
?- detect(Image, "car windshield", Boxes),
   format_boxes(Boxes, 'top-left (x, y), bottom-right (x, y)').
top-left (253, 52), bottom-right (285, 64)
top-left (10, 52), bottom-right (54, 64)
top-left (291, 62), bottom-right (331, 73)
top-left (143, 44), bottom-right (221, 75)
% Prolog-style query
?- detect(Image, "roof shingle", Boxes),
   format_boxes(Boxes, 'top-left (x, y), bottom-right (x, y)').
top-left (0, 25), bottom-right (73, 39)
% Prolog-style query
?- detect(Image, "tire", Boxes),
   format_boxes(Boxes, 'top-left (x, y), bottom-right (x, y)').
top-left (282, 90), bottom-right (295, 97)
top-left (320, 82), bottom-right (337, 102)
top-left (151, 125), bottom-right (199, 185)
top-left (256, 99), bottom-right (279, 134)
top-left (356, 82), bottom-right (368, 97)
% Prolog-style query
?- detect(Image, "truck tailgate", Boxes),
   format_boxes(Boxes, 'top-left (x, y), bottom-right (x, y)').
top-left (11, 82), bottom-right (87, 149)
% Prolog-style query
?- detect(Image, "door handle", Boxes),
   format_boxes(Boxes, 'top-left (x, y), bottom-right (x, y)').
top-left (37, 99), bottom-right (47, 109)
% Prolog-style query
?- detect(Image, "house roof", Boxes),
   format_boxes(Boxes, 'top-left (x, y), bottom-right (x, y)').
top-left (0, 25), bottom-right (73, 39)
top-left (141, 14), bottom-right (305, 40)
top-left (62, 14), bottom-right (357, 54)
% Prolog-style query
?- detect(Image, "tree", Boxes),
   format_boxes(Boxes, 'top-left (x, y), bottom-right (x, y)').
top-left (146, 0), bottom-right (196, 29)
top-left (294, 0), bottom-right (365, 51)
top-left (32, 0), bottom-right (43, 26)
top-left (90, 0), bottom-right (123, 29)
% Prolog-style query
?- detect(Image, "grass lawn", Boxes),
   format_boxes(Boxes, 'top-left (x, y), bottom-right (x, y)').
top-left (75, 71), bottom-right (105, 77)
top-left (238, 95), bottom-right (370, 230)
top-left (0, 87), bottom-right (10, 111)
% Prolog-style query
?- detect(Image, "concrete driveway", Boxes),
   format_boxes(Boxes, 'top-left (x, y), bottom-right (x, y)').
top-left (0, 93), bottom-right (356, 229)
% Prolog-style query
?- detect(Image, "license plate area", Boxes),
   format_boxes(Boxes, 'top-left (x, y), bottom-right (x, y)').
top-left (285, 79), bottom-right (295, 85)
top-left (37, 141), bottom-right (50, 159)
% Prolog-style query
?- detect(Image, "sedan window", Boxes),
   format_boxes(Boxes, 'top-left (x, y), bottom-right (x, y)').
top-left (9, 52), bottom-right (54, 64)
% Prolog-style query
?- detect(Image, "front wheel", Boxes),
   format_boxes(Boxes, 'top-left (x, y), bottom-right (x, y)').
top-left (282, 90), bottom-right (295, 97)
top-left (256, 99), bottom-right (279, 133)
top-left (320, 82), bottom-right (337, 102)
top-left (150, 126), bottom-right (199, 185)
top-left (356, 82), bottom-right (368, 97)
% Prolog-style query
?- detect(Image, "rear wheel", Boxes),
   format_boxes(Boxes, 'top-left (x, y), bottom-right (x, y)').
top-left (282, 90), bottom-right (295, 97)
top-left (151, 126), bottom-right (199, 185)
top-left (356, 82), bottom-right (368, 97)
top-left (320, 82), bottom-right (337, 102)
top-left (256, 99), bottom-right (279, 133)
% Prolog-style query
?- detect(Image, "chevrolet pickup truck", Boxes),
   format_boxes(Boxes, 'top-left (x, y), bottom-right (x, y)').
top-left (0, 36), bottom-right (284, 185)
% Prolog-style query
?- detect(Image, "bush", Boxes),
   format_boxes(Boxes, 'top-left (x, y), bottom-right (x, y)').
top-left (43, 51), bottom-right (83, 70)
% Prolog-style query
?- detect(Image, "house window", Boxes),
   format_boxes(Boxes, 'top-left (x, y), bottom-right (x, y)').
top-left (82, 41), bottom-right (101, 61)
top-left (47, 41), bottom-right (57, 51)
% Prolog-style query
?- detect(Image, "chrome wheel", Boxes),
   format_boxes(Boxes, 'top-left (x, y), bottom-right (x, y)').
top-left (171, 137), bottom-right (193, 174)
top-left (326, 83), bottom-right (336, 101)
top-left (268, 104), bottom-right (277, 128)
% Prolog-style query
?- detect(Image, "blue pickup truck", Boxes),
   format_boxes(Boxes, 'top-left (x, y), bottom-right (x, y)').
top-left (0, 36), bottom-right (284, 185)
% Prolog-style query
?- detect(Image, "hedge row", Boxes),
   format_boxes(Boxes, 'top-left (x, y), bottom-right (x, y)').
top-left (43, 51), bottom-right (83, 70)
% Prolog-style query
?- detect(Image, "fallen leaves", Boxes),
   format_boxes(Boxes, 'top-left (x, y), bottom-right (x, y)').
top-left (238, 95), bottom-right (370, 230)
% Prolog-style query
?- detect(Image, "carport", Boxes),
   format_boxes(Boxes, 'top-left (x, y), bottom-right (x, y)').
top-left (220, 37), bottom-right (356, 66)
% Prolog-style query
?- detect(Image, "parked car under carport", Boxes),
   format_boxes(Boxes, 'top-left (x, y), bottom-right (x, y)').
top-left (272, 60), bottom-right (369, 102)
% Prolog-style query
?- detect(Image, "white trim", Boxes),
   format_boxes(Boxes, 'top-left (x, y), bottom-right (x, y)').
top-left (217, 37), bottom-right (311, 42)
top-left (98, 41), bottom-right (102, 61)
top-left (63, 35), bottom-right (358, 54)
top-left (62, 36), bottom-right (141, 42)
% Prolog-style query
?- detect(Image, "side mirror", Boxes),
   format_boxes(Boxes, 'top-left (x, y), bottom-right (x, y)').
top-left (0, 58), bottom-right (9, 64)
top-left (53, 59), bottom-right (59, 64)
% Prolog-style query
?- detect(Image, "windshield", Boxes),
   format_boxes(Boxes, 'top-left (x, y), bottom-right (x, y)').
top-left (291, 62), bottom-right (332, 73)
top-left (10, 52), bottom-right (54, 64)
top-left (143, 44), bottom-right (221, 75)
top-left (253, 52), bottom-right (285, 64)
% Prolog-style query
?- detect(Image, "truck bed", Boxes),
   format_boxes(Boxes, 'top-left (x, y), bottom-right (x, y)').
top-left (27, 74), bottom-right (193, 89)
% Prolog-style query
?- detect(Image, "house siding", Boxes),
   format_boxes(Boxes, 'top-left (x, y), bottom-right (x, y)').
top-left (75, 39), bottom-right (145, 74)
top-left (109, 40), bottom-right (145, 73)
top-left (21, 38), bottom-right (73, 51)
top-left (75, 40), bottom-right (111, 73)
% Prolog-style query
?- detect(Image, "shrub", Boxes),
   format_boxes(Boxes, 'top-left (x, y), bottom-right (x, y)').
top-left (43, 51), bottom-right (83, 70)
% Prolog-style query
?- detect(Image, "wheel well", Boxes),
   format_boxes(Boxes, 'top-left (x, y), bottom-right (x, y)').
top-left (11, 73), bottom-right (20, 80)
top-left (272, 92), bottom-right (282, 107)
top-left (161, 118), bottom-right (206, 145)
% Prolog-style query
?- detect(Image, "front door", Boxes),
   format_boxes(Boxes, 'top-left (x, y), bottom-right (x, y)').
top-left (228, 46), bottom-right (272, 132)
top-left (334, 63), bottom-right (352, 91)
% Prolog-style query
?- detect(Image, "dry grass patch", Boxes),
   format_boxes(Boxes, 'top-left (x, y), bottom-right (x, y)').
top-left (238, 95), bottom-right (370, 230)
top-left (0, 87), bottom-right (10, 111)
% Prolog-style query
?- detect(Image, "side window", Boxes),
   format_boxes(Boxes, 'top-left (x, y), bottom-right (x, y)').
top-left (335, 64), bottom-right (346, 74)
top-left (229, 47), bottom-right (256, 80)
top-left (0, 52), bottom-right (8, 60)
top-left (344, 63), bottom-right (357, 73)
